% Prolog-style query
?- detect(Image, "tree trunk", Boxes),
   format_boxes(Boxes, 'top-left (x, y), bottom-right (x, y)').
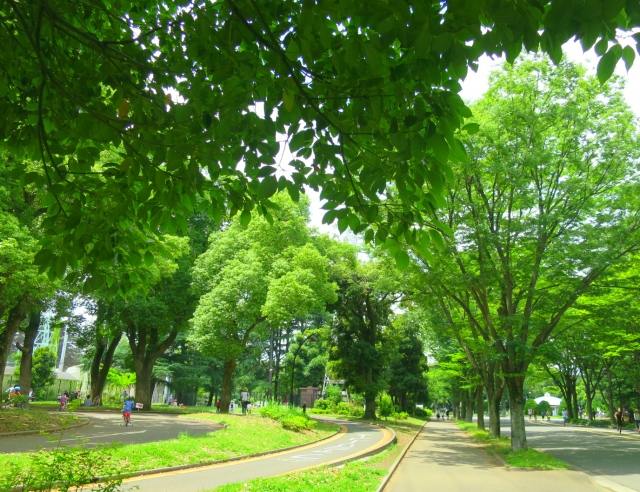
top-left (584, 377), bottom-right (594, 421)
top-left (571, 383), bottom-right (579, 419)
top-left (487, 390), bottom-right (502, 437)
top-left (505, 377), bottom-right (528, 451)
top-left (476, 385), bottom-right (485, 431)
top-left (207, 390), bottom-right (214, 407)
top-left (219, 358), bottom-right (237, 414)
top-left (18, 310), bottom-right (40, 392)
top-left (606, 369), bottom-right (616, 425)
top-left (465, 388), bottom-right (474, 422)
top-left (90, 333), bottom-right (121, 404)
top-left (363, 397), bottom-right (377, 419)
top-left (134, 367), bottom-right (153, 410)
top-left (0, 299), bottom-right (28, 393)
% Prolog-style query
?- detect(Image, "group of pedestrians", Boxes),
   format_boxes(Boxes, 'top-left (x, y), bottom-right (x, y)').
top-left (614, 407), bottom-right (640, 434)
top-left (435, 409), bottom-right (450, 420)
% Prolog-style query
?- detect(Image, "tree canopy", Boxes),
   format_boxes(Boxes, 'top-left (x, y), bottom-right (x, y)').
top-left (2, 1), bottom-right (639, 292)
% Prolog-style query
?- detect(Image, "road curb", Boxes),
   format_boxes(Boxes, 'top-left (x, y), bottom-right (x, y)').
top-left (374, 419), bottom-right (427, 492)
top-left (0, 418), bottom-right (90, 438)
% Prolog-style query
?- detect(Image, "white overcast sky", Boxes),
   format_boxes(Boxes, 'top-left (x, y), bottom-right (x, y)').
top-left (307, 38), bottom-right (640, 237)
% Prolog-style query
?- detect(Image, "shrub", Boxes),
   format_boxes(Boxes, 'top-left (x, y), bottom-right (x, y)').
top-left (326, 386), bottom-right (343, 406)
top-left (313, 398), bottom-right (332, 410)
top-left (309, 408), bottom-right (332, 414)
top-left (378, 394), bottom-right (394, 419)
top-left (281, 416), bottom-right (317, 431)
top-left (392, 411), bottom-right (409, 420)
top-left (425, 408), bottom-right (433, 418)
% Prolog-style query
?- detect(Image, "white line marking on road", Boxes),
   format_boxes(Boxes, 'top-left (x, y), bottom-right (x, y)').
top-left (60, 430), bottom-right (147, 441)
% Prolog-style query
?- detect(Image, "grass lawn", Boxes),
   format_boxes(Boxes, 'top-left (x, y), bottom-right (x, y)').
top-left (0, 410), bottom-right (81, 434)
top-left (0, 413), bottom-right (338, 486)
top-left (456, 421), bottom-right (570, 470)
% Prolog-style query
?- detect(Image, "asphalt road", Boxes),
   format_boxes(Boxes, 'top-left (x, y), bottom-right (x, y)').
top-left (0, 412), bottom-right (222, 453)
top-left (500, 417), bottom-right (640, 491)
top-left (122, 418), bottom-right (392, 492)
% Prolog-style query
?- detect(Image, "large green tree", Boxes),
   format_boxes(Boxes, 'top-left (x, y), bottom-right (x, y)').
top-left (190, 194), bottom-right (337, 412)
top-left (2, 1), bottom-right (638, 291)
top-left (408, 57), bottom-right (640, 450)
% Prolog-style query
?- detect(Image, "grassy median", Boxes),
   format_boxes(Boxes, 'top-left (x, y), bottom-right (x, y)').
top-left (456, 421), bottom-right (569, 470)
top-left (211, 444), bottom-right (393, 492)
top-left (0, 410), bottom-right (80, 434)
top-left (0, 413), bottom-right (338, 489)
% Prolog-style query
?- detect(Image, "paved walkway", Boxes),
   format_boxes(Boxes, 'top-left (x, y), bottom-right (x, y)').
top-left (121, 419), bottom-right (392, 491)
top-left (0, 412), bottom-right (222, 452)
top-left (384, 420), bottom-right (599, 492)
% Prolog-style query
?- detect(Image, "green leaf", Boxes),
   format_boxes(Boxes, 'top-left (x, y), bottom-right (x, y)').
top-left (337, 217), bottom-right (349, 234)
top-left (258, 175), bottom-right (278, 199)
top-left (283, 89), bottom-right (295, 111)
top-left (429, 134), bottom-right (449, 163)
top-left (240, 209), bottom-right (252, 227)
top-left (622, 46), bottom-right (636, 72)
top-left (395, 250), bottom-right (410, 271)
top-left (462, 123), bottom-right (480, 134)
top-left (597, 45), bottom-right (622, 84)
top-left (411, 134), bottom-right (426, 160)
top-left (428, 229), bottom-right (445, 251)
top-left (144, 251), bottom-right (154, 267)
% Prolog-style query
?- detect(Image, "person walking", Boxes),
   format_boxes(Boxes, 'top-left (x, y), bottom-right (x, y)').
top-left (302, 402), bottom-right (307, 414)
top-left (633, 408), bottom-right (640, 433)
top-left (445, 408), bottom-right (450, 420)
top-left (562, 408), bottom-right (568, 426)
top-left (528, 408), bottom-right (532, 420)
top-left (216, 400), bottom-right (221, 413)
top-left (615, 407), bottom-right (624, 434)
top-left (546, 410), bottom-right (551, 421)
top-left (167, 394), bottom-right (174, 406)
top-left (533, 408), bottom-right (537, 421)
top-left (240, 387), bottom-right (250, 415)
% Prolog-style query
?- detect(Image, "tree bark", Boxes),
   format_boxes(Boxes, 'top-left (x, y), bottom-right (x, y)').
top-left (134, 366), bottom-right (153, 410)
top-left (505, 377), bottom-right (528, 451)
top-left (219, 358), bottom-right (237, 413)
top-left (0, 298), bottom-right (28, 393)
top-left (127, 323), bottom-right (178, 410)
top-left (606, 369), bottom-right (616, 425)
top-left (476, 385), bottom-right (485, 431)
top-left (487, 389), bottom-right (503, 437)
top-left (90, 332), bottom-right (121, 403)
top-left (465, 388), bottom-right (474, 422)
top-left (18, 310), bottom-right (41, 392)
top-left (363, 397), bottom-right (377, 419)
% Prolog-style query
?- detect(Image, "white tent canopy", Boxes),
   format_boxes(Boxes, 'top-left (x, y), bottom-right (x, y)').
top-left (535, 392), bottom-right (562, 406)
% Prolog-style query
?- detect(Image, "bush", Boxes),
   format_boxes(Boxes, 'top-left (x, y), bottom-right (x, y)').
top-left (392, 411), bottom-right (409, 420)
top-left (378, 394), bottom-right (394, 419)
top-left (313, 398), bottom-right (332, 410)
top-left (425, 408), bottom-right (433, 418)
top-left (309, 408), bottom-right (332, 414)
top-left (281, 416), bottom-right (317, 431)
top-left (326, 386), bottom-right (343, 406)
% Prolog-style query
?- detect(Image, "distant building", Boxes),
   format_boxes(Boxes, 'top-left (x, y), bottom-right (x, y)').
top-left (535, 392), bottom-right (563, 415)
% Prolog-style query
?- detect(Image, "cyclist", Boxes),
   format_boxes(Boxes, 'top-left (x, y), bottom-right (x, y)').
top-left (122, 397), bottom-right (135, 426)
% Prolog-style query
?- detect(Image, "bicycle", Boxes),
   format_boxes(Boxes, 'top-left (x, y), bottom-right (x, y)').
top-left (122, 411), bottom-right (132, 426)
top-left (2, 398), bottom-right (30, 410)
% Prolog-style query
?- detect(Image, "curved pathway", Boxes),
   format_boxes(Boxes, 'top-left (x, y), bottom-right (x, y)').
top-left (0, 412), bottom-right (222, 452)
top-left (123, 418), bottom-right (392, 492)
